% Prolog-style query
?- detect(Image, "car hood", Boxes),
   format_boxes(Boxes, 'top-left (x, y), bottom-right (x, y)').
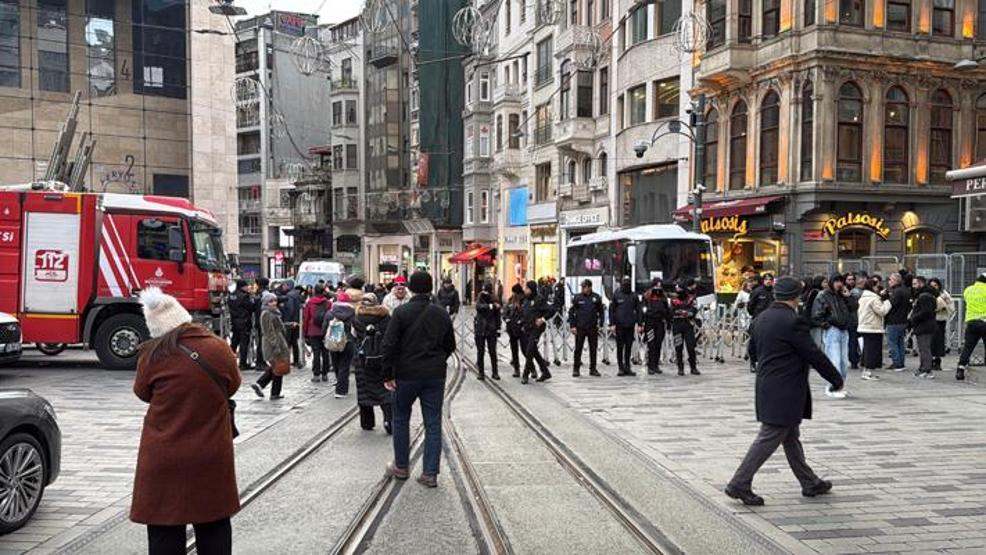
top-left (0, 311), bottom-right (17, 325)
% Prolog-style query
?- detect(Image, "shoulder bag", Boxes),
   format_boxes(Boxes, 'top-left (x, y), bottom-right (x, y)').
top-left (178, 343), bottom-right (240, 438)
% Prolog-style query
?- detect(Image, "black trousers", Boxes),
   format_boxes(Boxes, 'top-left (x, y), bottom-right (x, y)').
top-left (284, 324), bottom-right (300, 365)
top-left (508, 333), bottom-right (523, 370)
top-left (475, 335), bottom-right (498, 375)
top-left (614, 326), bottom-right (635, 371)
top-left (644, 324), bottom-right (666, 370)
top-left (359, 404), bottom-right (393, 430)
top-left (847, 328), bottom-right (860, 368)
top-left (523, 329), bottom-right (549, 375)
top-left (573, 328), bottom-right (599, 371)
top-left (307, 338), bottom-right (330, 376)
top-left (253, 320), bottom-right (267, 369)
top-left (860, 332), bottom-right (883, 370)
top-left (230, 326), bottom-right (251, 367)
top-left (257, 369), bottom-right (282, 397)
top-left (932, 320), bottom-right (947, 359)
top-left (728, 423), bottom-right (820, 491)
top-left (672, 320), bottom-right (697, 369)
top-left (958, 320), bottom-right (986, 367)
top-left (147, 518), bottom-right (231, 555)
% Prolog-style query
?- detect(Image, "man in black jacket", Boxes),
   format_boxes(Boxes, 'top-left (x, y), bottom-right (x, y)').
top-left (436, 278), bottom-right (461, 316)
top-left (521, 280), bottom-right (552, 384)
top-left (609, 278), bottom-right (640, 376)
top-left (381, 271), bottom-right (455, 488)
top-left (568, 279), bottom-right (604, 377)
top-left (640, 279), bottom-right (672, 375)
top-left (727, 276), bottom-right (845, 506)
top-left (746, 273), bottom-right (774, 320)
top-left (474, 282), bottom-right (501, 381)
top-left (277, 280), bottom-right (303, 368)
top-left (909, 277), bottom-right (938, 379)
top-left (885, 272), bottom-right (911, 370)
top-left (228, 279), bottom-right (256, 370)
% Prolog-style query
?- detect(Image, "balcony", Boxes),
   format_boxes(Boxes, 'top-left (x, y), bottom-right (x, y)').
top-left (291, 187), bottom-right (330, 228)
top-left (533, 65), bottom-right (553, 88)
top-left (555, 25), bottom-right (593, 57)
top-left (533, 124), bottom-right (553, 146)
top-left (332, 194), bottom-right (361, 223)
top-left (557, 180), bottom-right (573, 197)
top-left (493, 83), bottom-right (522, 106)
top-left (572, 182), bottom-right (590, 203)
top-left (527, 200), bottom-right (557, 224)
top-left (238, 199), bottom-right (261, 213)
top-left (491, 149), bottom-right (529, 177)
top-left (696, 43), bottom-right (757, 88)
top-left (554, 117), bottom-right (595, 154)
top-left (588, 176), bottom-right (607, 192)
top-left (368, 45), bottom-right (398, 68)
top-left (331, 78), bottom-right (358, 93)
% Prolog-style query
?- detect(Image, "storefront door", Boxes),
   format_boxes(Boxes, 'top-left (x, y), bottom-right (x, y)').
top-left (533, 243), bottom-right (558, 280)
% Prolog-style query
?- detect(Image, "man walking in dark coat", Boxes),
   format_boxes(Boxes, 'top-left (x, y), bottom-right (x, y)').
top-left (521, 280), bottom-right (552, 384)
top-left (609, 278), bottom-right (640, 376)
top-left (568, 279), bottom-right (604, 377)
top-left (228, 279), bottom-right (256, 370)
top-left (474, 282), bottom-right (501, 380)
top-left (726, 276), bottom-right (845, 506)
top-left (277, 280), bottom-right (303, 368)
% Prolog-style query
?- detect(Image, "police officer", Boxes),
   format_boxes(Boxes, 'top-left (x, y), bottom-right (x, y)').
top-left (521, 280), bottom-right (552, 384)
top-left (568, 279), bottom-right (604, 377)
top-left (228, 279), bottom-right (256, 370)
top-left (640, 278), bottom-right (672, 375)
top-left (474, 282), bottom-right (501, 380)
top-left (671, 279), bottom-right (701, 376)
top-left (609, 278), bottom-right (640, 376)
top-left (503, 284), bottom-right (526, 377)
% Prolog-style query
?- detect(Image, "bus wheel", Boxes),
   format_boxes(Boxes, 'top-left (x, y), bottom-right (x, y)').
top-left (94, 314), bottom-right (148, 370)
top-left (36, 343), bottom-right (66, 356)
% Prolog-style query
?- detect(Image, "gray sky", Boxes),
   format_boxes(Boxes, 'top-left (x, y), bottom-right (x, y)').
top-left (236, 0), bottom-right (363, 26)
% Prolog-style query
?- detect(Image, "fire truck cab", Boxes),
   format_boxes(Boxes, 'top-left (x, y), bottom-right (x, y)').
top-left (0, 190), bottom-right (230, 370)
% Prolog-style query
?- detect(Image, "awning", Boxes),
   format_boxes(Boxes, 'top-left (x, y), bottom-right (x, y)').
top-left (673, 195), bottom-right (784, 221)
top-left (947, 161), bottom-right (986, 198)
top-left (449, 246), bottom-right (494, 264)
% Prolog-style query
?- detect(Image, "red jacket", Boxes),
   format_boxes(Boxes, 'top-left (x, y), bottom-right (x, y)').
top-left (303, 295), bottom-right (331, 338)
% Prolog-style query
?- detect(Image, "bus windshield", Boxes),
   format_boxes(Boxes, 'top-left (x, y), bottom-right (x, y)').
top-left (634, 239), bottom-right (715, 296)
top-left (296, 272), bottom-right (344, 288)
top-left (191, 222), bottom-right (227, 273)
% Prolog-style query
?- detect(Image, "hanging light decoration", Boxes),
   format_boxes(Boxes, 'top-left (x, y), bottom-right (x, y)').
top-left (291, 35), bottom-right (324, 76)
top-left (361, 0), bottom-right (389, 34)
top-left (672, 12), bottom-right (714, 54)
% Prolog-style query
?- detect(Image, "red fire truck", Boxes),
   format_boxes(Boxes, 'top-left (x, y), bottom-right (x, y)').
top-left (0, 189), bottom-right (231, 369)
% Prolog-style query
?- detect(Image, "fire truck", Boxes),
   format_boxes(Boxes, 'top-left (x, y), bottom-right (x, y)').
top-left (0, 188), bottom-right (231, 369)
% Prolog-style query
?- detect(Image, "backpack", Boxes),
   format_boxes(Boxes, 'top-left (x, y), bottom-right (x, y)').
top-left (357, 324), bottom-right (384, 373)
top-left (324, 318), bottom-right (348, 352)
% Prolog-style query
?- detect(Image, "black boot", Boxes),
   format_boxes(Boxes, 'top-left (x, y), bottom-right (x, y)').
top-left (690, 364), bottom-right (701, 376)
top-left (589, 368), bottom-right (601, 377)
top-left (677, 364), bottom-right (685, 376)
top-left (573, 367), bottom-right (581, 377)
top-left (491, 366), bottom-right (500, 380)
top-left (537, 367), bottom-right (552, 382)
top-left (932, 357), bottom-right (942, 371)
top-left (512, 364), bottom-right (520, 378)
top-left (957, 366), bottom-right (966, 381)
top-left (521, 367), bottom-right (530, 384)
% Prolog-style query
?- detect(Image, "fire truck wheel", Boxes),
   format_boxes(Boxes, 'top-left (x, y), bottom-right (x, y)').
top-left (36, 343), bottom-right (66, 356)
top-left (94, 314), bottom-right (149, 371)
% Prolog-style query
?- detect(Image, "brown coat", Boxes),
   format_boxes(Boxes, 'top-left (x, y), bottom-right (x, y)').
top-left (130, 326), bottom-right (241, 525)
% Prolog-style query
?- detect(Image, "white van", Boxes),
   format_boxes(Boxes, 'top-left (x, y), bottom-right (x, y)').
top-left (296, 260), bottom-right (346, 289)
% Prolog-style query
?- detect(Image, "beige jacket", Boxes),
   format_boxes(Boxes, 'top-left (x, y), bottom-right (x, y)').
top-left (857, 289), bottom-right (891, 334)
top-left (935, 290), bottom-right (955, 321)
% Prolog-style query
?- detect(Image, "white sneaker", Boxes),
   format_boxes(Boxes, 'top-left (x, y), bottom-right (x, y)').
top-left (860, 370), bottom-right (879, 381)
top-left (334, 393), bottom-right (348, 399)
top-left (825, 386), bottom-right (848, 399)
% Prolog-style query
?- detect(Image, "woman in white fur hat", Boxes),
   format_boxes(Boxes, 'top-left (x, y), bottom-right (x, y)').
top-left (131, 287), bottom-right (240, 553)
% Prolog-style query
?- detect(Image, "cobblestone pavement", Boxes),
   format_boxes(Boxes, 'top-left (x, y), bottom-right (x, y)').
top-left (514, 348), bottom-right (986, 555)
top-left (0, 349), bottom-right (339, 554)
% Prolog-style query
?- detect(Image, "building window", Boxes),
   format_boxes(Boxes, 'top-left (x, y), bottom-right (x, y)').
top-left (576, 71), bottom-right (593, 118)
top-left (929, 89), bottom-right (952, 184)
top-left (887, 0), bottom-right (911, 31)
top-left (508, 113), bottom-right (520, 149)
top-left (535, 37), bottom-right (553, 87)
top-left (652, 77), bottom-right (679, 119)
top-left (534, 103), bottom-right (552, 144)
top-left (658, 0), bottom-right (681, 35)
top-left (332, 101), bottom-right (342, 126)
top-left (535, 162), bottom-right (552, 201)
top-left (86, 0), bottom-right (115, 97)
top-left (628, 84), bottom-right (647, 125)
top-left (237, 132), bottom-right (261, 155)
top-left (704, 109), bottom-right (718, 189)
top-left (883, 86), bottom-right (909, 184)
top-left (805, 0), bottom-right (816, 26)
top-left (599, 151), bottom-right (608, 176)
top-left (560, 60), bottom-right (572, 119)
top-left (932, 0), bottom-right (954, 35)
top-left (341, 57), bottom-right (352, 84)
top-left (582, 158), bottom-right (592, 184)
top-left (506, 0), bottom-right (511, 33)
top-left (837, 82), bottom-right (863, 181)
top-left (333, 145), bottom-right (344, 170)
top-left (38, 0), bottom-right (69, 92)
top-left (617, 94), bottom-right (624, 129)
top-left (410, 86), bottom-right (419, 111)
top-left (800, 81), bottom-right (814, 181)
top-left (628, 6), bottom-right (648, 45)
top-left (569, 0), bottom-right (578, 26)
top-left (133, 0), bottom-right (187, 98)
top-left (837, 229), bottom-right (872, 258)
top-left (480, 71), bottom-right (491, 101)
top-left (496, 115), bottom-right (503, 152)
top-left (480, 190), bottom-right (490, 223)
top-left (598, 67), bottom-right (609, 115)
top-left (839, 0), bottom-right (864, 25)
top-left (0, 0), bottom-right (20, 87)
top-left (739, 0), bottom-right (752, 42)
top-left (466, 77), bottom-right (473, 106)
top-left (346, 100), bottom-right (357, 124)
top-left (466, 191), bottom-right (474, 224)
top-left (763, 0), bottom-right (780, 37)
top-left (708, 0), bottom-right (726, 49)
top-left (759, 91), bottom-right (780, 186)
top-left (601, 0), bottom-right (610, 19)
top-left (566, 159), bottom-right (576, 183)
top-left (905, 229), bottom-right (938, 254)
top-left (479, 125), bottom-right (490, 156)
top-left (520, 0), bottom-right (526, 23)
top-left (979, 0), bottom-right (986, 38)
top-left (729, 101), bottom-right (748, 190)
top-left (976, 94), bottom-right (986, 161)
top-left (465, 124), bottom-right (475, 158)
top-left (346, 144), bottom-right (357, 169)
top-left (587, 0), bottom-right (595, 25)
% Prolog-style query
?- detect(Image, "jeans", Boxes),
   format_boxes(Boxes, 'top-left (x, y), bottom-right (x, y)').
top-left (728, 424), bottom-right (820, 491)
top-left (147, 518), bottom-right (231, 555)
top-left (332, 342), bottom-right (354, 395)
top-left (573, 328), bottom-right (599, 372)
top-left (916, 333), bottom-right (934, 373)
top-left (822, 327), bottom-right (849, 379)
top-left (307, 338), bottom-right (330, 377)
top-left (508, 333), bottom-right (522, 371)
top-left (393, 378), bottom-right (445, 476)
top-left (886, 323), bottom-right (907, 368)
top-left (958, 320), bottom-right (986, 367)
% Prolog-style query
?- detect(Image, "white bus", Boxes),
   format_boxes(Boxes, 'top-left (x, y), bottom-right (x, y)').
top-left (565, 225), bottom-right (717, 305)
top-left (296, 260), bottom-right (346, 289)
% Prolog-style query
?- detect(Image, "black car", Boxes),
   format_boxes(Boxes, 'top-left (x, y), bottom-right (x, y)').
top-left (0, 389), bottom-right (61, 535)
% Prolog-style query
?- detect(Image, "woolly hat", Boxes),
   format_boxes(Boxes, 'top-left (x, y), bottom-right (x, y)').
top-left (408, 270), bottom-right (433, 294)
top-left (393, 275), bottom-right (407, 285)
top-left (260, 291), bottom-right (278, 306)
top-left (773, 276), bottom-right (803, 301)
top-left (139, 287), bottom-right (192, 338)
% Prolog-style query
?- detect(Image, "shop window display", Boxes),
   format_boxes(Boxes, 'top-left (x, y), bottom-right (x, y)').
top-left (715, 238), bottom-right (780, 293)
top-left (836, 229), bottom-right (872, 258)
top-left (905, 229), bottom-right (937, 255)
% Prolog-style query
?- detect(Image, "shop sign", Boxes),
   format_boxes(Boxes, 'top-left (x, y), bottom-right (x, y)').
top-left (438, 236), bottom-right (455, 249)
top-left (952, 177), bottom-right (986, 198)
top-left (803, 230), bottom-right (826, 241)
top-left (823, 212), bottom-right (891, 240)
top-left (531, 224), bottom-right (557, 241)
top-left (700, 215), bottom-right (748, 236)
top-left (277, 13), bottom-right (308, 36)
top-left (503, 228), bottom-right (529, 250)
top-left (559, 207), bottom-right (608, 228)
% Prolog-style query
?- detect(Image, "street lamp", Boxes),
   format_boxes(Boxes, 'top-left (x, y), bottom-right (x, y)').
top-left (954, 56), bottom-right (986, 71)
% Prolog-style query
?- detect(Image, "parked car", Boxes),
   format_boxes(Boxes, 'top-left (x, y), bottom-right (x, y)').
top-left (0, 312), bottom-right (21, 365)
top-left (0, 390), bottom-right (61, 535)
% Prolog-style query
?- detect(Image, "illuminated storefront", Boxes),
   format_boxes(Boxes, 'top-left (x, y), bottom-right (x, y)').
top-left (501, 226), bottom-right (529, 290)
top-left (531, 224), bottom-right (558, 280)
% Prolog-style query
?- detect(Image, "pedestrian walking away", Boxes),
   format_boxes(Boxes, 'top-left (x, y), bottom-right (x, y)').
top-left (726, 276), bottom-right (845, 506)
top-left (252, 292), bottom-right (291, 400)
top-left (277, 280), bottom-right (303, 368)
top-left (640, 279), bottom-right (671, 375)
top-left (227, 279), bottom-right (256, 370)
top-left (956, 272), bottom-right (986, 381)
top-left (856, 280), bottom-right (891, 381)
top-left (568, 279), bottom-right (605, 377)
top-left (812, 273), bottom-right (852, 393)
top-left (609, 278), bottom-right (640, 376)
top-left (671, 279), bottom-right (701, 376)
top-left (884, 272), bottom-right (912, 370)
top-left (133, 287), bottom-right (240, 554)
top-left (325, 291), bottom-right (357, 398)
top-left (302, 285), bottom-right (332, 382)
top-left (909, 276), bottom-right (938, 379)
top-left (503, 284), bottom-right (526, 377)
top-left (474, 282), bottom-right (501, 380)
top-left (382, 271), bottom-right (456, 488)
top-left (520, 280), bottom-right (553, 384)
top-left (352, 295), bottom-right (394, 433)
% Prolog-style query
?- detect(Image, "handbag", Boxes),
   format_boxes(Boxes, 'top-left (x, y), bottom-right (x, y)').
top-left (271, 358), bottom-right (291, 376)
top-left (178, 343), bottom-right (240, 438)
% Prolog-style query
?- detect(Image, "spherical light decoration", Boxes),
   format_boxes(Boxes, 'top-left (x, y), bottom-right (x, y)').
top-left (672, 12), bottom-right (714, 54)
top-left (571, 27), bottom-right (604, 70)
top-left (292, 35), bottom-right (324, 76)
top-left (232, 76), bottom-right (260, 105)
top-left (361, 0), bottom-right (389, 34)
top-left (452, 6), bottom-right (491, 51)
top-left (535, 0), bottom-right (562, 26)
top-left (269, 112), bottom-right (286, 139)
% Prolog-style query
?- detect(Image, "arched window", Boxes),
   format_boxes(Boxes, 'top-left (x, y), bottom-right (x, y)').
top-left (976, 94), bottom-right (986, 162)
top-left (800, 81), bottom-right (814, 181)
top-left (582, 158), bottom-right (592, 184)
top-left (759, 91), bottom-right (780, 185)
top-left (567, 159), bottom-right (577, 184)
top-left (837, 82), bottom-right (863, 181)
top-left (496, 115), bottom-right (503, 153)
top-left (929, 89), bottom-right (952, 184)
top-left (905, 229), bottom-right (938, 254)
top-left (598, 151), bottom-right (608, 177)
top-left (884, 86), bottom-right (909, 184)
top-left (763, 0), bottom-right (780, 37)
top-left (704, 109), bottom-right (718, 189)
top-left (729, 102), bottom-right (748, 190)
top-left (560, 60), bottom-right (572, 120)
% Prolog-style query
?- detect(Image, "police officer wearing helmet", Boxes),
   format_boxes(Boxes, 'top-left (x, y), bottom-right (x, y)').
top-left (568, 279), bottom-right (604, 377)
top-left (228, 279), bottom-right (256, 370)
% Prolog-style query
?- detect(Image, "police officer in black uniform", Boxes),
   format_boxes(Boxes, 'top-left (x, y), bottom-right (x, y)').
top-left (568, 279), bottom-right (604, 377)
top-left (671, 279), bottom-right (701, 376)
top-left (228, 279), bottom-right (256, 370)
top-left (503, 283), bottom-right (526, 377)
top-left (521, 280), bottom-right (552, 384)
top-left (609, 278), bottom-right (640, 376)
top-left (640, 278), bottom-right (672, 374)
